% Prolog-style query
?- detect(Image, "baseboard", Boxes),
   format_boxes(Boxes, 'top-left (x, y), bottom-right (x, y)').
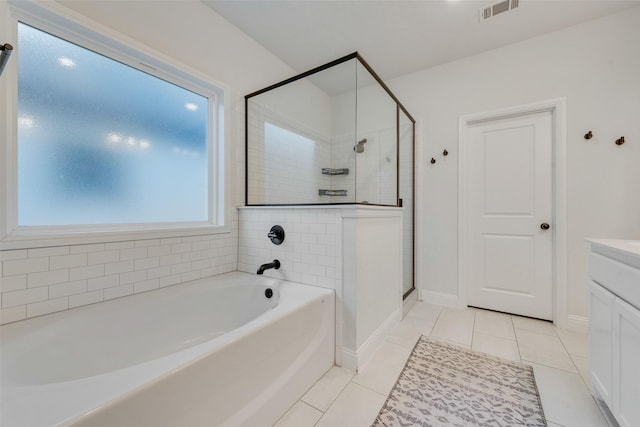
top-left (340, 348), bottom-right (358, 372)
top-left (403, 290), bottom-right (418, 317)
top-left (339, 308), bottom-right (401, 373)
top-left (566, 314), bottom-right (589, 334)
top-left (420, 290), bottom-right (459, 307)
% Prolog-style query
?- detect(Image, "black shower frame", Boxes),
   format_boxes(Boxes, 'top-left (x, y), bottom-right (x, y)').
top-left (244, 52), bottom-right (416, 297)
top-left (244, 52), bottom-right (415, 206)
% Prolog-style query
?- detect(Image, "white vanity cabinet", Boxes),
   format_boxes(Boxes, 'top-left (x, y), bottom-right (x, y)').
top-left (611, 296), bottom-right (640, 427)
top-left (589, 280), bottom-right (614, 407)
top-left (588, 240), bottom-right (640, 427)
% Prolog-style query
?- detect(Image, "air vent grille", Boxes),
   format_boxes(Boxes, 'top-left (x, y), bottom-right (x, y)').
top-left (479, 0), bottom-right (520, 22)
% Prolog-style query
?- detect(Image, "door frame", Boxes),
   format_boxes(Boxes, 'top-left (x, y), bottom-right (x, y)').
top-left (458, 98), bottom-right (567, 327)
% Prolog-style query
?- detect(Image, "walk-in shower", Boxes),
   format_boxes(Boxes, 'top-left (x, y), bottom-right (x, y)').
top-left (245, 52), bottom-right (416, 297)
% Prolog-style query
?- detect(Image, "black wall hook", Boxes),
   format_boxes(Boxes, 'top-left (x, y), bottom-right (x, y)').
top-left (615, 136), bottom-right (625, 146)
top-left (584, 131), bottom-right (593, 140)
top-left (443, 149), bottom-right (449, 156)
top-left (430, 157), bottom-right (436, 164)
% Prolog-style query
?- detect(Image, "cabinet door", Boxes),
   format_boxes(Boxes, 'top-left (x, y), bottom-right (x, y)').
top-left (589, 281), bottom-right (614, 405)
top-left (612, 297), bottom-right (640, 427)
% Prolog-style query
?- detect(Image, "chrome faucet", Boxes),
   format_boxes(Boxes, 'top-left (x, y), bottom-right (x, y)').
top-left (257, 259), bottom-right (280, 275)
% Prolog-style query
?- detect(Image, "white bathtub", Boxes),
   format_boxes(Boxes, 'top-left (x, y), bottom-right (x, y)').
top-left (0, 271), bottom-right (335, 427)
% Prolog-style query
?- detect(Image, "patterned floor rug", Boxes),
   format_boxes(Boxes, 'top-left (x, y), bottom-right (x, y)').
top-left (372, 336), bottom-right (546, 426)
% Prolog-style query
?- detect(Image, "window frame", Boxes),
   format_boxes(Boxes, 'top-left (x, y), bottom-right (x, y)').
top-left (0, 1), bottom-right (231, 250)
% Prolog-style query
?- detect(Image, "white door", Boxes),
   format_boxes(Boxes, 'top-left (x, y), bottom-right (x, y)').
top-left (465, 111), bottom-right (553, 320)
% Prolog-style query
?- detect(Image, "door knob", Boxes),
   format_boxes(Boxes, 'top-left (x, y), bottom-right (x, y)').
top-left (540, 223), bottom-right (550, 230)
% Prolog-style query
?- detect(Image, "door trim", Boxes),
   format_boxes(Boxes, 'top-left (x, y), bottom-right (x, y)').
top-left (458, 98), bottom-right (567, 327)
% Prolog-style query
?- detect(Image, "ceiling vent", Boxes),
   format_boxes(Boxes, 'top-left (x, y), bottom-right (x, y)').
top-left (479, 0), bottom-right (520, 22)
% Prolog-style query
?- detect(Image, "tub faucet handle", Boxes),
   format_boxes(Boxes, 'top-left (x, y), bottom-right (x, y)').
top-left (267, 225), bottom-right (285, 245)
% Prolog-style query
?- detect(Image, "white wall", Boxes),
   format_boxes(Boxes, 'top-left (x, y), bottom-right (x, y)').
top-left (57, 0), bottom-right (293, 95)
top-left (0, 0), bottom-right (295, 324)
top-left (388, 6), bottom-right (640, 322)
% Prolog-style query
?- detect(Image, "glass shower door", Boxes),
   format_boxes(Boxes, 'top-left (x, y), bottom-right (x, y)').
top-left (355, 59), bottom-right (397, 205)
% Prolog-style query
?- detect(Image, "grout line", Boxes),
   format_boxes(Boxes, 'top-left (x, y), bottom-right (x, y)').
top-left (469, 308), bottom-right (477, 349)
top-left (274, 401), bottom-right (323, 427)
top-left (349, 379), bottom-right (392, 399)
top-left (300, 398), bottom-right (326, 414)
top-left (303, 371), bottom-right (354, 415)
top-left (568, 354), bottom-right (591, 390)
top-left (311, 381), bottom-right (386, 427)
top-left (554, 332), bottom-right (590, 388)
top-left (521, 357), bottom-right (581, 375)
top-left (426, 306), bottom-right (443, 339)
top-left (310, 382), bottom-right (350, 427)
top-left (514, 324), bottom-right (580, 375)
top-left (510, 315), bottom-right (523, 363)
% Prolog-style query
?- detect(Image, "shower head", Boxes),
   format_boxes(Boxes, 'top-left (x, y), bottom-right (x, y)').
top-left (353, 138), bottom-right (367, 153)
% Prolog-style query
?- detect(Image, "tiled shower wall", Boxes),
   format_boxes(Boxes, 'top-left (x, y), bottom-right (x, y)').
top-left (247, 101), bottom-right (332, 205)
top-left (0, 95), bottom-right (246, 326)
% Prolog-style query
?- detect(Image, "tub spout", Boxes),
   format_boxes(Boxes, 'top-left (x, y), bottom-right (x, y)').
top-left (257, 259), bottom-right (280, 275)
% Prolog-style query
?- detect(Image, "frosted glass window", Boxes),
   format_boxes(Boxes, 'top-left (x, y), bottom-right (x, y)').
top-left (17, 23), bottom-right (211, 226)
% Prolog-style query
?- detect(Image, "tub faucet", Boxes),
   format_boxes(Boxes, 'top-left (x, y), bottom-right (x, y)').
top-left (257, 259), bottom-right (280, 275)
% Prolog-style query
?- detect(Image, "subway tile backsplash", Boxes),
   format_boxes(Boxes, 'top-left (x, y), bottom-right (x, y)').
top-left (238, 207), bottom-right (341, 290)
top-left (0, 221), bottom-right (238, 325)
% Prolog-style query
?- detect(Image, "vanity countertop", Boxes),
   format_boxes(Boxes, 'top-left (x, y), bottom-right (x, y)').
top-left (587, 238), bottom-right (640, 309)
top-left (587, 239), bottom-right (640, 269)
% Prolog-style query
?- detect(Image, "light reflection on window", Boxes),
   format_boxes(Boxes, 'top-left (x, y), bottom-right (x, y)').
top-left (17, 23), bottom-right (210, 226)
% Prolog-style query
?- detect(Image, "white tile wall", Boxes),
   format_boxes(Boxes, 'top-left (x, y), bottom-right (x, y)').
top-left (0, 215), bottom-right (239, 326)
top-left (247, 102), bottom-right (332, 205)
top-left (238, 207), bottom-right (341, 290)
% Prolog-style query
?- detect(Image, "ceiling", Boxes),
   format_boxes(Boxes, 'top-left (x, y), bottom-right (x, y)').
top-left (204, 0), bottom-right (640, 81)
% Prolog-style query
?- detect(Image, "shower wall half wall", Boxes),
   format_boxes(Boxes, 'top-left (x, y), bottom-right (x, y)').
top-left (237, 205), bottom-right (402, 371)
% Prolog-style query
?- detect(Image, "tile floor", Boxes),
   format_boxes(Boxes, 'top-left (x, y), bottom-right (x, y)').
top-left (273, 302), bottom-right (609, 427)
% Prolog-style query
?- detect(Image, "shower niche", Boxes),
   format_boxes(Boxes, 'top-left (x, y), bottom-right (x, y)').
top-left (246, 52), bottom-right (416, 298)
